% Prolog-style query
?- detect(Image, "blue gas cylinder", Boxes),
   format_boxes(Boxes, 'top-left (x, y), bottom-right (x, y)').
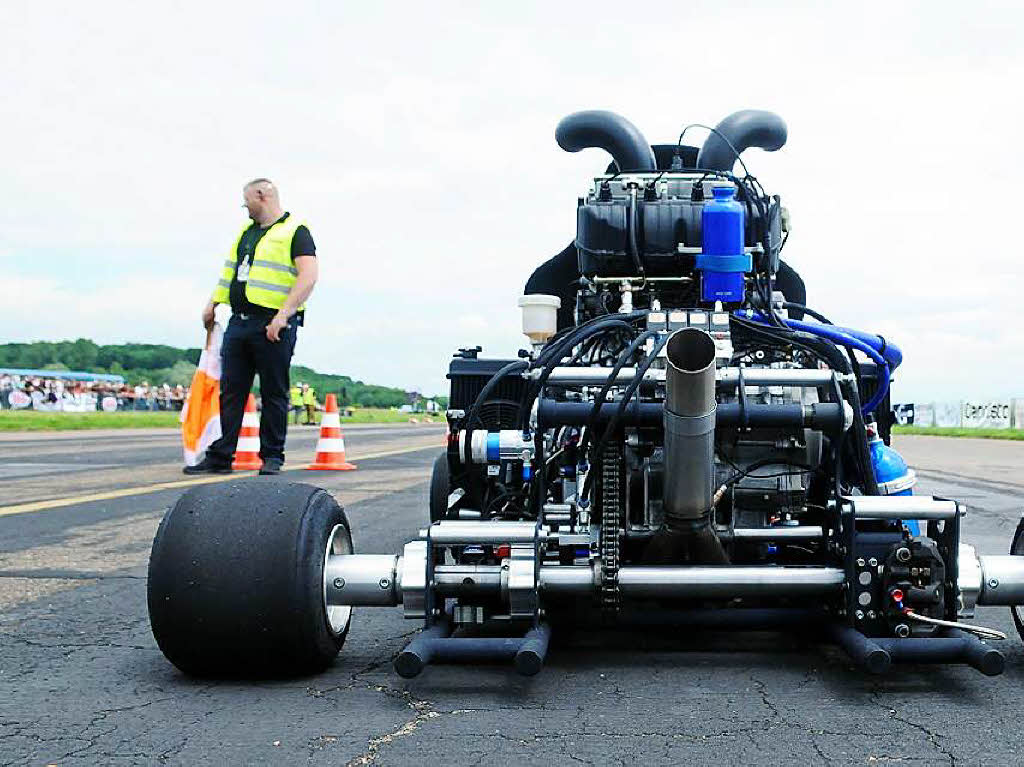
top-left (697, 186), bottom-right (751, 303)
top-left (869, 429), bottom-right (919, 535)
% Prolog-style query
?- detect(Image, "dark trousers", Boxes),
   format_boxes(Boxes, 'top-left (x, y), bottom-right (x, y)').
top-left (207, 314), bottom-right (297, 465)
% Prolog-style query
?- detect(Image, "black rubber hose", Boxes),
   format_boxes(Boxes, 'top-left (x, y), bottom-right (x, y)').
top-left (583, 333), bottom-right (670, 503)
top-left (580, 329), bottom-right (660, 452)
top-left (695, 110), bottom-right (788, 172)
top-left (519, 317), bottom-right (639, 429)
top-left (782, 301), bottom-right (833, 325)
top-left (555, 110), bottom-right (657, 172)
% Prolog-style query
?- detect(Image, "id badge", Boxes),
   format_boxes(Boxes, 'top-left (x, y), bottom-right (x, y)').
top-left (236, 260), bottom-right (250, 282)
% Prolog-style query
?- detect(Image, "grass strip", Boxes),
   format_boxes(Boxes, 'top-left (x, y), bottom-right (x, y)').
top-left (893, 426), bottom-right (1024, 441)
top-left (0, 408), bottom-right (442, 431)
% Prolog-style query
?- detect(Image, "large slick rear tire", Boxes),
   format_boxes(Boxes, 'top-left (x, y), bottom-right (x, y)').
top-left (147, 481), bottom-right (353, 677)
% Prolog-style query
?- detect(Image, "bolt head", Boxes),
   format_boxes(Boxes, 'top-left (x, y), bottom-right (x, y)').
top-left (868, 558), bottom-right (878, 567)
top-left (333, 577), bottom-right (345, 589)
top-left (988, 578), bottom-right (999, 589)
top-left (855, 610), bottom-right (865, 620)
top-left (378, 578), bottom-right (391, 590)
top-left (856, 558), bottom-right (866, 567)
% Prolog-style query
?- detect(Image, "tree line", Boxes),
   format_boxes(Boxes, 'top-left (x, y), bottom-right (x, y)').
top-left (0, 339), bottom-right (442, 409)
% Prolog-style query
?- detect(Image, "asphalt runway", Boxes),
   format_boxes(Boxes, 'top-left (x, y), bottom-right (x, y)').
top-left (2, 431), bottom-right (1024, 765)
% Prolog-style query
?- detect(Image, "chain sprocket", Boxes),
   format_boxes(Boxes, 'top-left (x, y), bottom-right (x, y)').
top-left (599, 441), bottom-right (623, 615)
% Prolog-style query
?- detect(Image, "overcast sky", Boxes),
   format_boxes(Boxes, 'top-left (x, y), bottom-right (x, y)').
top-left (2, 1), bottom-right (1022, 400)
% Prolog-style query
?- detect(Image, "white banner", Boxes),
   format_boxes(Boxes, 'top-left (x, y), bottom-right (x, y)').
top-left (962, 400), bottom-right (1012, 429)
top-left (1015, 399), bottom-right (1024, 429)
top-left (935, 401), bottom-right (962, 428)
top-left (914, 402), bottom-right (935, 428)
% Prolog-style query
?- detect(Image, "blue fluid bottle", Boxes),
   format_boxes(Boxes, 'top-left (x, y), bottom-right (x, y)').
top-left (697, 186), bottom-right (751, 303)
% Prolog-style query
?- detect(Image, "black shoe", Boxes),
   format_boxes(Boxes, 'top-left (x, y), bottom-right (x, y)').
top-left (183, 457), bottom-right (233, 475)
top-left (259, 459), bottom-right (283, 476)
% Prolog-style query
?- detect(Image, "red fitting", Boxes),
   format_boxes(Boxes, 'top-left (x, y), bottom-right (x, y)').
top-left (890, 588), bottom-right (904, 603)
top-left (496, 544), bottom-right (511, 559)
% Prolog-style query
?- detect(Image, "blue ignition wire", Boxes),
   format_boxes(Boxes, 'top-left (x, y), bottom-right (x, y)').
top-left (739, 312), bottom-right (891, 416)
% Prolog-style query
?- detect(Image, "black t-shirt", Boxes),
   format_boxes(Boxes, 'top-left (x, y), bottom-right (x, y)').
top-left (229, 212), bottom-right (316, 319)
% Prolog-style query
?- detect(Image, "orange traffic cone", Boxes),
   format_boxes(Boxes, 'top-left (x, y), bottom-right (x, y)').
top-left (307, 394), bottom-right (356, 471)
top-left (232, 393), bottom-right (263, 470)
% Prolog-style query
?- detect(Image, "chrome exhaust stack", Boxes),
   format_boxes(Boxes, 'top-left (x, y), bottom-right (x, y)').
top-left (646, 328), bottom-right (729, 564)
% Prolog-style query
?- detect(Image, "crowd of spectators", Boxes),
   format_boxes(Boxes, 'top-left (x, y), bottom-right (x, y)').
top-left (0, 373), bottom-right (189, 412)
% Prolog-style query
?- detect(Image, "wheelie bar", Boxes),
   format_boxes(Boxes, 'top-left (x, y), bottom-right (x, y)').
top-left (395, 614), bottom-right (552, 678)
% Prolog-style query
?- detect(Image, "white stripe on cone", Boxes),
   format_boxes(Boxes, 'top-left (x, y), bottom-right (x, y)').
top-left (314, 438), bottom-right (347, 453)
top-left (320, 412), bottom-right (341, 428)
top-left (242, 412), bottom-right (260, 428)
top-left (236, 437), bottom-right (261, 452)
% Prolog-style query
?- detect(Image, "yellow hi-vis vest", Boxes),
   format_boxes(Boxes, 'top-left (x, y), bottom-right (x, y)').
top-left (211, 216), bottom-right (307, 311)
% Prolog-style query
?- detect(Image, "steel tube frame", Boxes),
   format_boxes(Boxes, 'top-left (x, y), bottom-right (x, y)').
top-left (543, 366), bottom-right (835, 387)
top-left (423, 520), bottom-right (543, 545)
top-left (325, 558), bottom-right (846, 605)
top-left (538, 565), bottom-right (844, 598)
top-left (536, 399), bottom-right (844, 432)
top-left (829, 624), bottom-right (1003, 676)
top-left (840, 496), bottom-right (958, 520)
top-left (394, 616), bottom-right (552, 678)
top-left (718, 526), bottom-right (824, 542)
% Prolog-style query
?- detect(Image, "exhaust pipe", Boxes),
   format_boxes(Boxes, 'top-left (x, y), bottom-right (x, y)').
top-left (646, 328), bottom-right (729, 564)
top-left (695, 110), bottom-right (788, 172)
top-left (556, 111), bottom-right (657, 172)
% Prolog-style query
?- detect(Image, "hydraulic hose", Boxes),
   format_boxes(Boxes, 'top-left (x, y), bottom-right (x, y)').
top-left (583, 333), bottom-right (670, 503)
top-left (778, 318), bottom-right (891, 415)
top-left (519, 315), bottom-right (641, 429)
top-left (743, 312), bottom-right (892, 416)
top-left (581, 328), bottom-right (660, 452)
top-left (732, 314), bottom-right (878, 495)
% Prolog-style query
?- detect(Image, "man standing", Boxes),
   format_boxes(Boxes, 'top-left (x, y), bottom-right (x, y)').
top-left (184, 178), bottom-right (318, 476)
top-left (302, 383), bottom-right (317, 425)
top-left (290, 382), bottom-right (303, 424)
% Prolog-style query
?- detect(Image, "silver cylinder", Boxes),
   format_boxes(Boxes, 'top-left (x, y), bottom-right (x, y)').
top-left (977, 555), bottom-right (1024, 605)
top-left (720, 526), bottom-right (824, 541)
top-left (423, 520), bottom-right (543, 545)
top-left (663, 328), bottom-right (717, 523)
top-left (324, 554), bottom-right (401, 606)
top-left (542, 366), bottom-right (834, 388)
top-left (840, 495), bottom-right (958, 520)
top-left (617, 565), bottom-right (844, 598)
top-left (434, 564), bottom-right (503, 597)
top-left (537, 564), bottom-right (844, 598)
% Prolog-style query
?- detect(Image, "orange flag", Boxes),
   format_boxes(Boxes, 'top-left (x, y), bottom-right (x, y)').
top-left (181, 324), bottom-right (223, 465)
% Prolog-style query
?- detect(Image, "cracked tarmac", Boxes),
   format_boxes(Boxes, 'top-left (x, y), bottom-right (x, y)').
top-left (2, 435), bottom-right (1024, 765)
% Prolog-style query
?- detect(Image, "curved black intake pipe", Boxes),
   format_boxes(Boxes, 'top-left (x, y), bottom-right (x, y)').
top-left (696, 110), bottom-right (788, 172)
top-left (556, 110), bottom-right (657, 172)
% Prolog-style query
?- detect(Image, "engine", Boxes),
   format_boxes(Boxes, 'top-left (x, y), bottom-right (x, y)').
top-left (433, 110), bottom-right (1001, 647)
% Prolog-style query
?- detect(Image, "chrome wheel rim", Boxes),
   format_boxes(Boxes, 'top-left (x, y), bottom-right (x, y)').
top-left (323, 523), bottom-right (353, 636)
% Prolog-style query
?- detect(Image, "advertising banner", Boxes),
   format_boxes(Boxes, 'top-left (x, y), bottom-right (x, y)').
top-left (961, 401), bottom-right (1012, 429)
top-left (892, 403), bottom-right (915, 425)
top-left (935, 402), bottom-right (962, 428)
top-left (914, 402), bottom-right (935, 428)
